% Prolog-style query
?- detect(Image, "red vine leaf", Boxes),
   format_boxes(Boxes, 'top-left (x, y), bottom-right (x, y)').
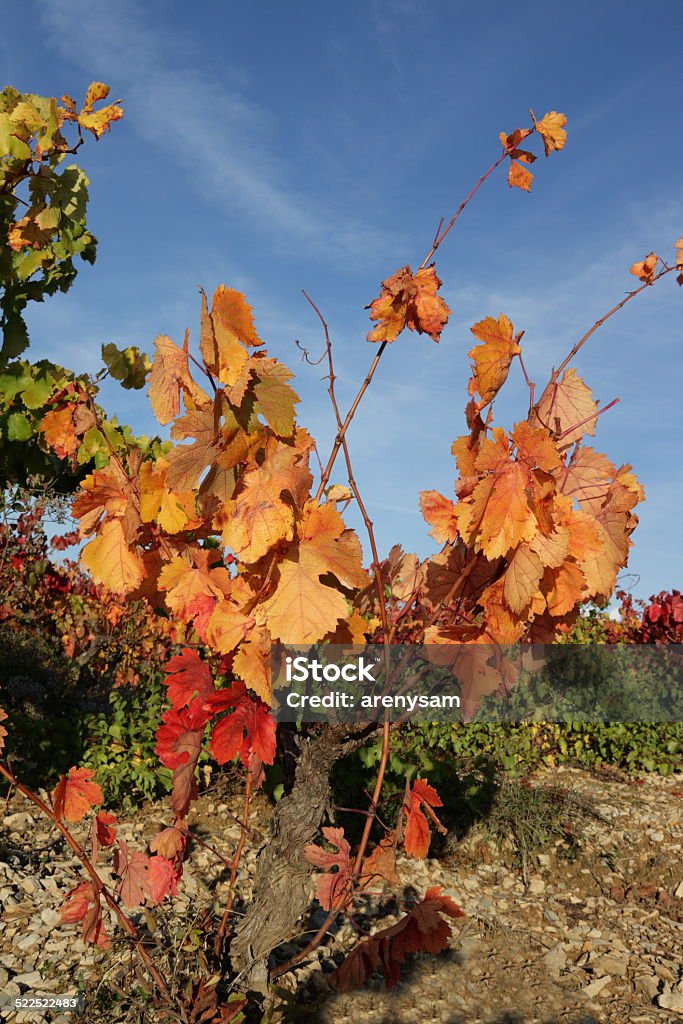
top-left (162, 649), bottom-right (215, 717)
top-left (92, 810), bottom-right (117, 863)
top-left (206, 681), bottom-right (276, 768)
top-left (360, 835), bottom-right (401, 890)
top-left (333, 886), bottom-right (464, 992)
top-left (113, 839), bottom-right (150, 909)
top-left (147, 855), bottom-right (179, 903)
top-left (403, 778), bottom-right (445, 859)
top-left (304, 826), bottom-right (352, 910)
top-left (59, 881), bottom-right (110, 949)
top-left (155, 708), bottom-right (206, 818)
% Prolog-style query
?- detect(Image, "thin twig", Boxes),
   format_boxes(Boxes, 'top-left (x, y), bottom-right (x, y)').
top-left (516, 349), bottom-right (535, 414)
top-left (214, 772), bottom-right (253, 957)
top-left (418, 145), bottom-right (517, 269)
top-left (551, 266), bottom-right (675, 383)
top-left (314, 132), bottom-right (520, 499)
top-left (557, 397), bottom-right (619, 441)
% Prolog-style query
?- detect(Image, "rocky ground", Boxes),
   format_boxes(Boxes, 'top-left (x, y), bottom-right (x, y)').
top-left (0, 765), bottom-right (681, 1024)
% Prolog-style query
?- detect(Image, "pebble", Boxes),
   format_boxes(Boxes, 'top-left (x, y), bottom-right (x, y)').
top-left (542, 945), bottom-right (566, 978)
top-left (2, 812), bottom-right (35, 829)
top-left (13, 970), bottom-right (43, 989)
top-left (13, 934), bottom-right (41, 954)
top-left (657, 991), bottom-right (683, 1010)
top-left (594, 953), bottom-right (628, 977)
top-left (40, 907), bottom-right (61, 929)
top-left (18, 876), bottom-right (42, 895)
top-left (583, 975), bottom-right (612, 998)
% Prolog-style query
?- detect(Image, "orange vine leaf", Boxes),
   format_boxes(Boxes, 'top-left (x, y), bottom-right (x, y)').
top-left (52, 767), bottom-right (103, 823)
top-left (629, 251), bottom-right (658, 284)
top-left (367, 265), bottom-right (451, 343)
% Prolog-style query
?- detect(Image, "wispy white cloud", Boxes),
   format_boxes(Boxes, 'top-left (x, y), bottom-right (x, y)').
top-left (38, 0), bottom-right (399, 268)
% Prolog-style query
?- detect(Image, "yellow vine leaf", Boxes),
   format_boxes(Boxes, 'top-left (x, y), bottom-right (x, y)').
top-left (529, 526), bottom-right (570, 569)
top-left (260, 555), bottom-right (350, 643)
top-left (158, 550), bottom-right (232, 619)
top-left (166, 402), bottom-right (230, 493)
top-left (503, 544), bottom-right (544, 615)
top-left (232, 626), bottom-right (272, 704)
top-left (467, 315), bottom-right (521, 408)
top-left (200, 286), bottom-right (253, 387)
top-left (139, 458), bottom-right (199, 534)
top-left (206, 598), bottom-right (255, 656)
top-left (216, 467), bottom-right (295, 564)
top-left (532, 110), bottom-right (567, 156)
top-left (543, 561), bottom-right (586, 617)
top-left (564, 508), bottom-right (605, 565)
top-left (298, 502), bottom-right (368, 589)
top-left (40, 403), bottom-right (95, 461)
top-left (557, 445), bottom-right (616, 510)
top-left (675, 236), bottom-right (683, 285)
top-left (251, 357), bottom-right (299, 437)
top-left (72, 463), bottom-right (131, 536)
top-left (451, 434), bottom-right (479, 477)
top-left (60, 82), bottom-right (123, 139)
top-left (81, 519), bottom-right (145, 595)
top-left (78, 82), bottom-right (123, 138)
top-left (148, 333), bottom-right (209, 426)
top-left (511, 421), bottom-right (562, 472)
top-left (478, 578), bottom-right (526, 643)
top-left (325, 611), bottom-right (373, 645)
top-left (533, 368), bottom-right (598, 447)
top-left (390, 551), bottom-right (425, 603)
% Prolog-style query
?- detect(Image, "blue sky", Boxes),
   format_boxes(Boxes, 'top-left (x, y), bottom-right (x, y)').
top-left (3, 0), bottom-right (682, 602)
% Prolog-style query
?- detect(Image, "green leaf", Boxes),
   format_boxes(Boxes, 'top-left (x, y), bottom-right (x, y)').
top-left (252, 358), bottom-right (299, 436)
top-left (0, 362), bottom-right (31, 403)
top-left (101, 342), bottom-right (151, 390)
top-left (1, 315), bottom-right (30, 361)
top-left (7, 411), bottom-right (32, 441)
top-left (0, 114), bottom-right (31, 160)
top-left (15, 249), bottom-right (45, 281)
top-left (21, 372), bottom-right (54, 409)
